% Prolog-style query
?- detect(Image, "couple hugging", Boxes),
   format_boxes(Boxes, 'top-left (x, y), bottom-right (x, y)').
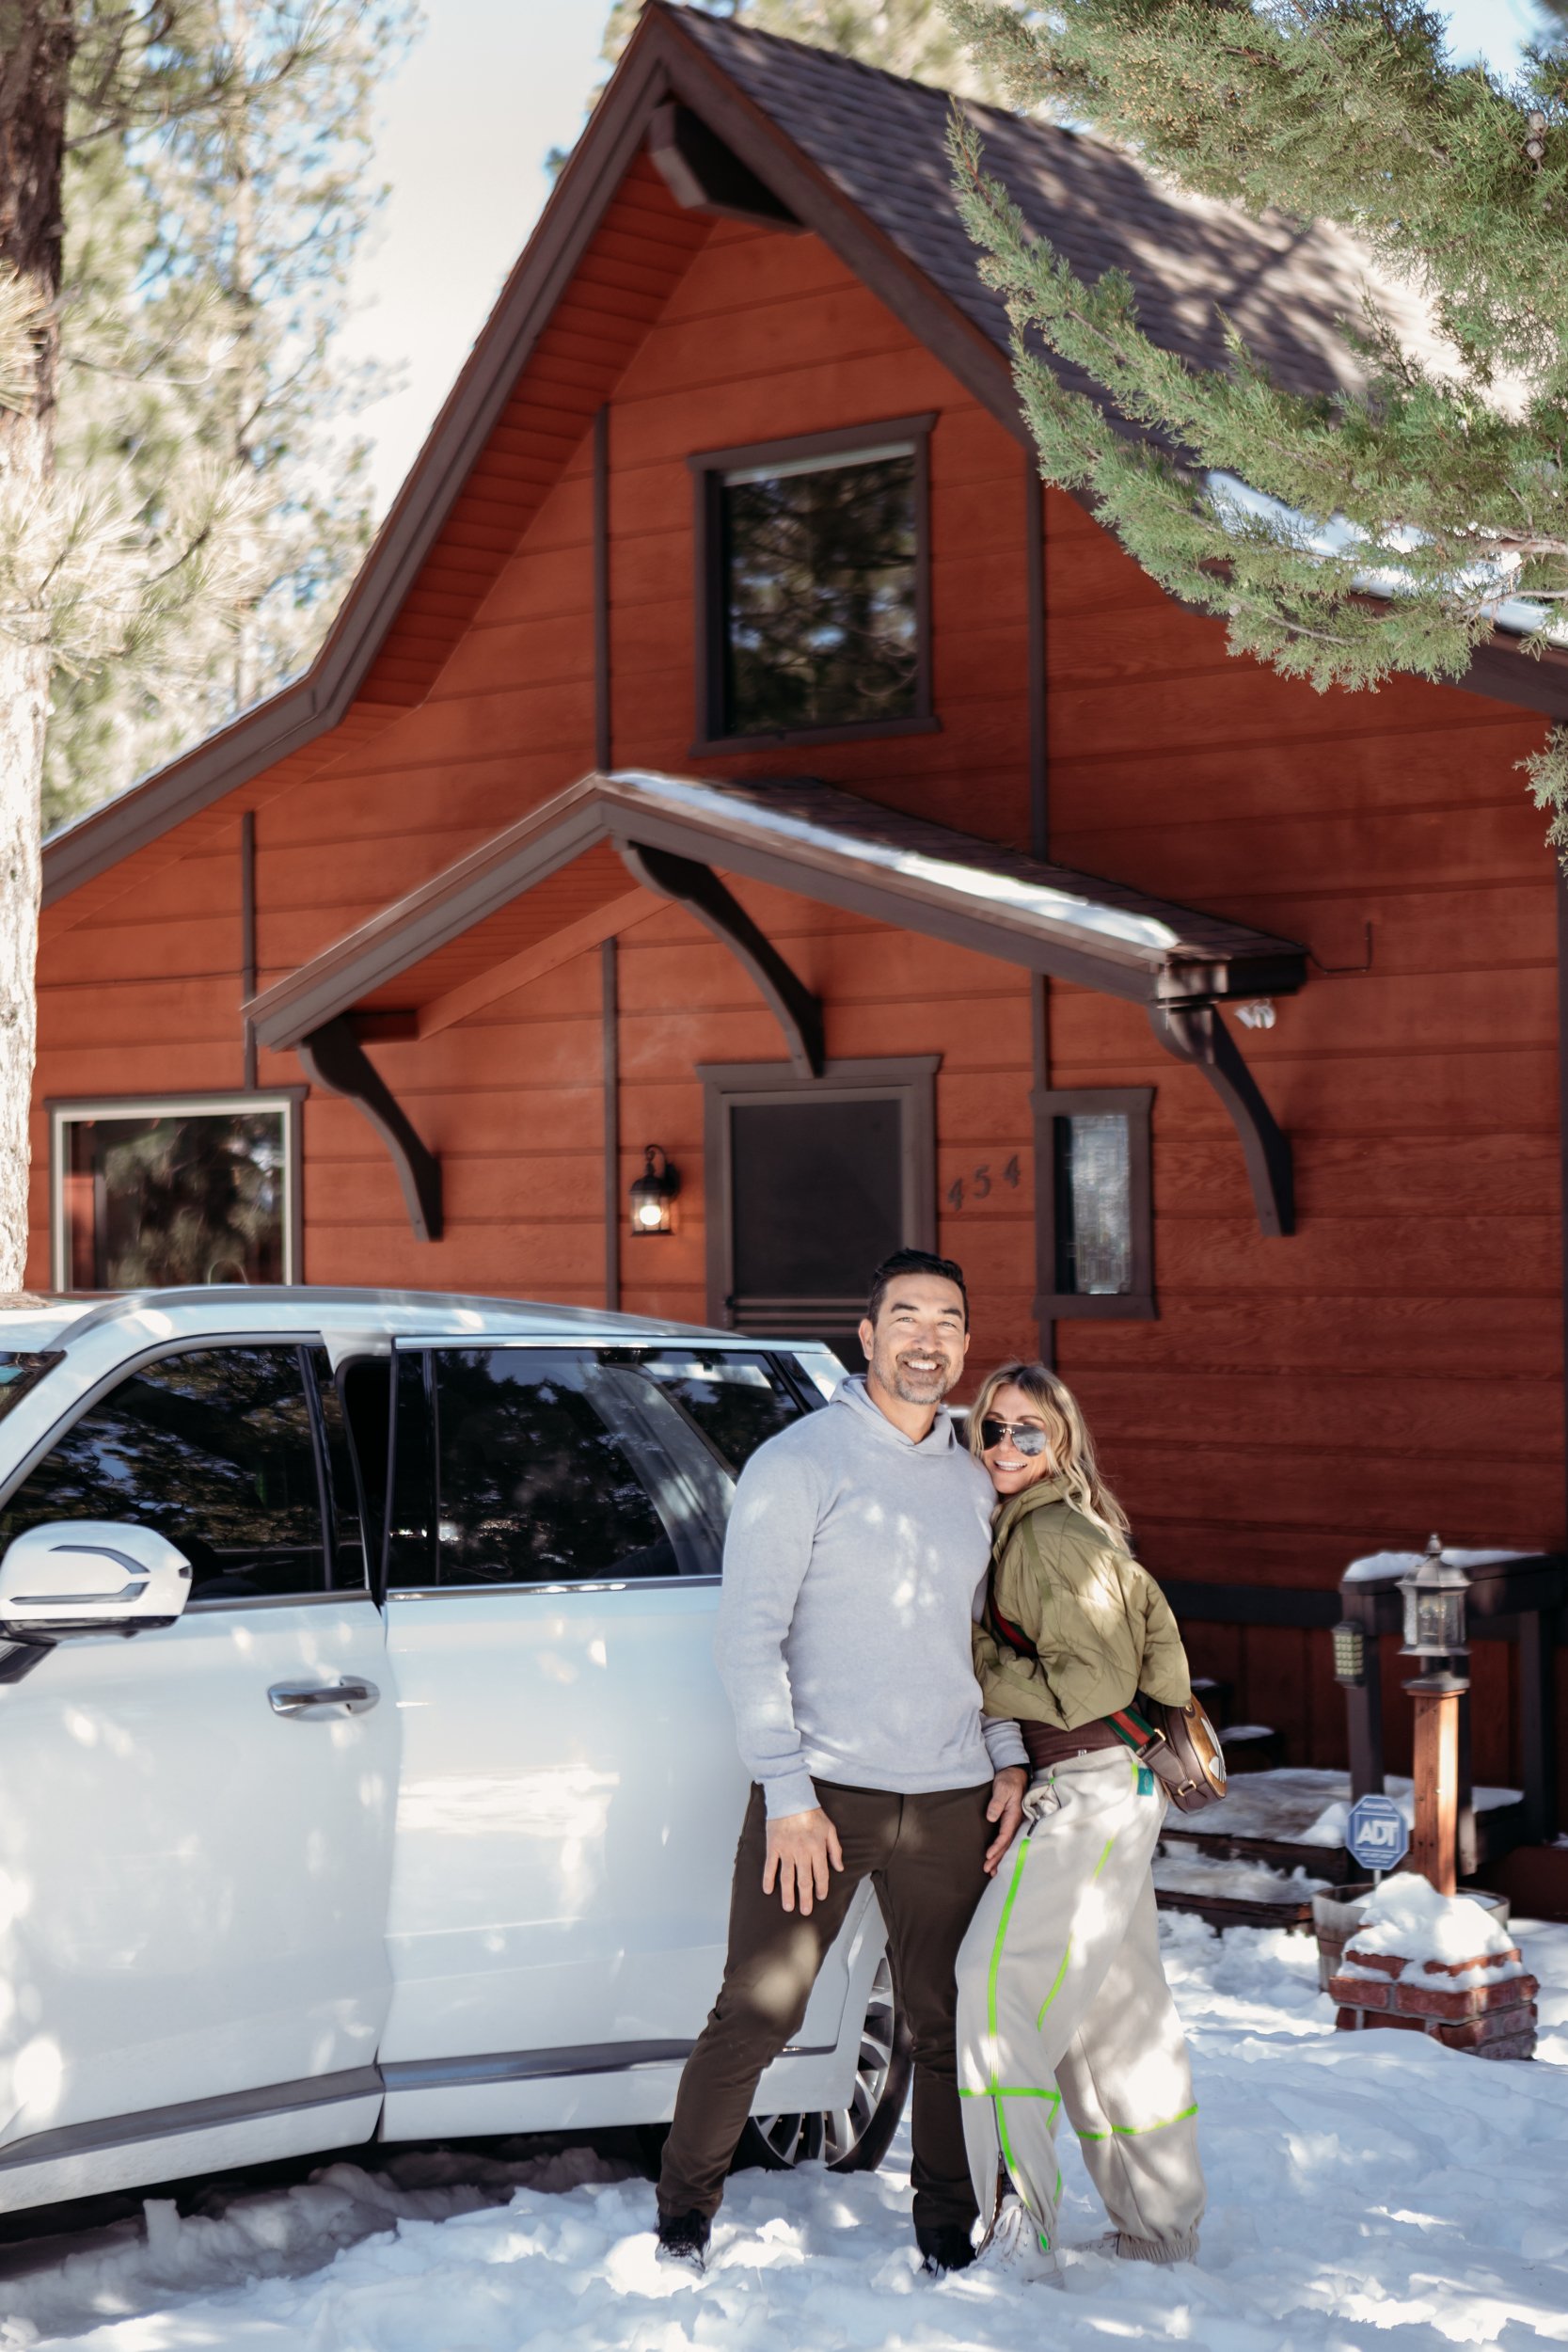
top-left (654, 1248), bottom-right (1206, 2285)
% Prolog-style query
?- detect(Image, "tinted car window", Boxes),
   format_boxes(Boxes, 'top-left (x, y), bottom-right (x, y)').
top-left (636, 1351), bottom-right (807, 1474)
top-left (0, 1345), bottom-right (327, 1601)
top-left (399, 1347), bottom-right (688, 1589)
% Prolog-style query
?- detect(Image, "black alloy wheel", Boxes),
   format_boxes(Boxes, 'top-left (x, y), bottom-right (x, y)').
top-left (735, 1952), bottom-right (912, 2175)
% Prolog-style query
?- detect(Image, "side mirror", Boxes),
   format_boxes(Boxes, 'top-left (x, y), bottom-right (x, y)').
top-left (0, 1521), bottom-right (194, 1637)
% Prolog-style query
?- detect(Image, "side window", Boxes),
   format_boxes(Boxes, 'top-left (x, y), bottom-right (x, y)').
top-left (0, 1346), bottom-right (328, 1602)
top-left (1032, 1087), bottom-right (1155, 1322)
top-left (636, 1351), bottom-right (808, 1475)
top-left (398, 1347), bottom-right (693, 1590)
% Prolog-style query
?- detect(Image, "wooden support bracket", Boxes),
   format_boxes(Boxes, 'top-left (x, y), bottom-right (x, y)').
top-left (297, 1015), bottom-right (443, 1243)
top-left (1149, 1000), bottom-right (1294, 1238)
top-left (618, 839), bottom-right (825, 1079)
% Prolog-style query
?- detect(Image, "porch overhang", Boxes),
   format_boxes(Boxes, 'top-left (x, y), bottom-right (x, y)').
top-left (249, 768), bottom-right (1307, 1240)
top-left (250, 768), bottom-right (1307, 1051)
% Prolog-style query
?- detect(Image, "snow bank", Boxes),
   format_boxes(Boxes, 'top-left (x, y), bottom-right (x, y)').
top-left (1151, 1845), bottom-right (1328, 1903)
top-left (4, 1921), bottom-right (1568, 2352)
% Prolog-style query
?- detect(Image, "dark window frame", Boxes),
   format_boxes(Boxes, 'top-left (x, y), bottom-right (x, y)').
top-left (385, 1340), bottom-right (735, 1596)
top-left (688, 415), bottom-right (938, 755)
top-left (700, 1057), bottom-right (939, 1341)
top-left (0, 1333), bottom-right (356, 1604)
top-left (1033, 1086), bottom-right (1155, 1322)
top-left (46, 1089), bottom-right (307, 1295)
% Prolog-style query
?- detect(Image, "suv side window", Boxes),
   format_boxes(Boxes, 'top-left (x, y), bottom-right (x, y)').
top-left (633, 1350), bottom-right (809, 1474)
top-left (0, 1345), bottom-right (330, 1602)
top-left (389, 1347), bottom-right (700, 1590)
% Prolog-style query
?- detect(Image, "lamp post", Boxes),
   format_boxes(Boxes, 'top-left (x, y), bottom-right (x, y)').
top-left (1398, 1534), bottom-right (1470, 1896)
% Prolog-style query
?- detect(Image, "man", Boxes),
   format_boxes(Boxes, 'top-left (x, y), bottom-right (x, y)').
top-left (656, 1248), bottom-right (1029, 2277)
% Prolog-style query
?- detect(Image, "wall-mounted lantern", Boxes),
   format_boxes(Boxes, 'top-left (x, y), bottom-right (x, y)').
top-left (629, 1145), bottom-right (680, 1236)
top-left (1399, 1534), bottom-right (1470, 1665)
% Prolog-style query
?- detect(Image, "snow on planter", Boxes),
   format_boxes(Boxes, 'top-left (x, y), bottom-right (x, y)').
top-left (1328, 1872), bottom-right (1537, 2059)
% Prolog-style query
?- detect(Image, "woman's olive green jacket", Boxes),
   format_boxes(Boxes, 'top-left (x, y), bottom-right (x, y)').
top-left (974, 1477), bottom-right (1192, 1731)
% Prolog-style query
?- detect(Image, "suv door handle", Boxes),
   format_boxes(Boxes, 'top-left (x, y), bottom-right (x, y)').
top-left (268, 1679), bottom-right (379, 1717)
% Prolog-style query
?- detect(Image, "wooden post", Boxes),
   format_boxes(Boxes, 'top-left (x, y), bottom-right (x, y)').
top-left (1344, 1589), bottom-right (1385, 1801)
top-left (1409, 1683), bottom-right (1462, 1895)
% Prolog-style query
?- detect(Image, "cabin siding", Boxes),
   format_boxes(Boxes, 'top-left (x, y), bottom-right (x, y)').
top-left (27, 176), bottom-right (1564, 1798)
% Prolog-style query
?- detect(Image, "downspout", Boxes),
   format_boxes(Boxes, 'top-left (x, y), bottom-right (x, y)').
top-left (241, 809), bottom-right (257, 1089)
top-left (596, 403), bottom-right (619, 1311)
top-left (1025, 455), bottom-right (1053, 1370)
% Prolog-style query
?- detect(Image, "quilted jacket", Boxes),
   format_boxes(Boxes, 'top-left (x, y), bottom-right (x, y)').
top-left (974, 1477), bottom-right (1192, 1732)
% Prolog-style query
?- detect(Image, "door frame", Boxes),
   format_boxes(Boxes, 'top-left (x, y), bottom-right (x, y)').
top-left (697, 1057), bottom-right (939, 1337)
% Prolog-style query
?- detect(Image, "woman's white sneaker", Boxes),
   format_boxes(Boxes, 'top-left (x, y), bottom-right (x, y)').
top-left (975, 2196), bottom-right (1062, 2284)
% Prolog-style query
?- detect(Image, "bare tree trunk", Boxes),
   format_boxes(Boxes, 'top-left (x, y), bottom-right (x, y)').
top-left (0, 4), bottom-right (71, 1290)
top-left (225, 0), bottom-right (261, 715)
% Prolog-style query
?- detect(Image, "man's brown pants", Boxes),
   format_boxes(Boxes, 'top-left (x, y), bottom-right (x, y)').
top-left (658, 1779), bottom-right (994, 2230)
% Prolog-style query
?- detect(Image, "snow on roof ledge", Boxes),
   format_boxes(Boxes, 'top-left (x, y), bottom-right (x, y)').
top-left (1341, 1548), bottom-right (1528, 1582)
top-left (620, 771), bottom-right (1184, 954)
top-left (1206, 471), bottom-right (1568, 650)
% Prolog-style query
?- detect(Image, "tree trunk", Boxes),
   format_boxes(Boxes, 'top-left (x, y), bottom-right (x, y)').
top-left (0, 4), bottom-right (73, 1291)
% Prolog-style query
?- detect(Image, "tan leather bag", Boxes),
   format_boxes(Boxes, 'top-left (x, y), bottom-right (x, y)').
top-left (1117, 1695), bottom-right (1228, 1815)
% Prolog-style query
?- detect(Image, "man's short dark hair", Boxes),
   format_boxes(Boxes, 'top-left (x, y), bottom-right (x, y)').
top-left (865, 1248), bottom-right (969, 1329)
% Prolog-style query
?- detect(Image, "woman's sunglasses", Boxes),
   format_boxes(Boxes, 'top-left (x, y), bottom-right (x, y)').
top-left (979, 1417), bottom-right (1050, 1456)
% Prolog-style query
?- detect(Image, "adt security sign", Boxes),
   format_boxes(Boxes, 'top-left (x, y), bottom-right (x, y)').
top-left (1345, 1792), bottom-right (1410, 1878)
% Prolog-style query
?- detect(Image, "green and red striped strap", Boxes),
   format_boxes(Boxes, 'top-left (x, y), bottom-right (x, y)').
top-left (1107, 1705), bottom-right (1160, 1754)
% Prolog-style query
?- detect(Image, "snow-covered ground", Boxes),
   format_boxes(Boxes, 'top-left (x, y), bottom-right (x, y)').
top-left (6, 1914), bottom-right (1568, 2350)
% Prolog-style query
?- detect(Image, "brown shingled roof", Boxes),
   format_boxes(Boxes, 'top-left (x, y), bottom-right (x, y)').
top-left (672, 4), bottom-right (1437, 414)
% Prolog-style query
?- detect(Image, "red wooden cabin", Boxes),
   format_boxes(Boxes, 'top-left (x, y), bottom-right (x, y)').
top-left (32, 7), bottom-right (1568, 1836)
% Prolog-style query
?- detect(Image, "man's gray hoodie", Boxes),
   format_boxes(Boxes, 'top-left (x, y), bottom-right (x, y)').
top-left (713, 1375), bottom-right (1027, 1818)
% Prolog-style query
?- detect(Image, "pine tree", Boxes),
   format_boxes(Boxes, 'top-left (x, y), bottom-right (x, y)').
top-left (45, 0), bottom-right (415, 828)
top-left (0, 1), bottom-right (410, 1287)
top-left (943, 0), bottom-right (1568, 849)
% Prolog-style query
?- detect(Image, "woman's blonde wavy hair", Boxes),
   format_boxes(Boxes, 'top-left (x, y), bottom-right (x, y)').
top-left (967, 1360), bottom-right (1131, 1547)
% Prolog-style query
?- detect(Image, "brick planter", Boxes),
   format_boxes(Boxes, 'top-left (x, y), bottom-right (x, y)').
top-left (1330, 1937), bottom-right (1538, 2059)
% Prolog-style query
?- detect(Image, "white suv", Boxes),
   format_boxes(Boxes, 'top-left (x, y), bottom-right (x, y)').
top-left (0, 1287), bottom-right (907, 2215)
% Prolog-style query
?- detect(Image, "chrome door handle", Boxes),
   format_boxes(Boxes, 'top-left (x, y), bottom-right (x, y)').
top-left (268, 1679), bottom-right (379, 1717)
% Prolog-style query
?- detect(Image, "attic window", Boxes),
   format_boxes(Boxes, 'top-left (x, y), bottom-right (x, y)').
top-left (689, 417), bottom-right (935, 751)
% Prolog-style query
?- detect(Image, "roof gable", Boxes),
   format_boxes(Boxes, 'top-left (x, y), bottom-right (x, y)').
top-left (41, 1), bottom-right (1568, 912)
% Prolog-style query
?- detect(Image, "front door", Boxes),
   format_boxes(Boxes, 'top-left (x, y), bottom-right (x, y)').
top-left (705, 1060), bottom-right (936, 1359)
top-left (0, 1340), bottom-right (397, 2198)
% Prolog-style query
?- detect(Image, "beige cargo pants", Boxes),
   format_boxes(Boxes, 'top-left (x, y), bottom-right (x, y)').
top-left (956, 1745), bottom-right (1205, 2264)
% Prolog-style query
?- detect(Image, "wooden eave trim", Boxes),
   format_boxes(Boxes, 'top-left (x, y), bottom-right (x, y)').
top-left (247, 769), bottom-right (1307, 1053)
top-left (1458, 630), bottom-right (1568, 723)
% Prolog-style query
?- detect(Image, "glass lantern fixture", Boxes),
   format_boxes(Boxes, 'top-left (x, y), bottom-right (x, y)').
top-left (1331, 1620), bottom-right (1367, 1689)
top-left (1398, 1534), bottom-right (1469, 1661)
top-left (629, 1145), bottom-right (680, 1236)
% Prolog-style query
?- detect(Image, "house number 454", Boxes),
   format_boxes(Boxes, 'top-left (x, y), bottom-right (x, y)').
top-left (946, 1157), bottom-right (1021, 1212)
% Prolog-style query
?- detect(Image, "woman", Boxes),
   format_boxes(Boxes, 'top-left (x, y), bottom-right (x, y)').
top-left (956, 1361), bottom-right (1205, 2280)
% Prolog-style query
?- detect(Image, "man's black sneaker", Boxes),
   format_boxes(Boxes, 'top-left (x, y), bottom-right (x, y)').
top-left (657, 2209), bottom-right (711, 2271)
top-left (916, 2223), bottom-right (977, 2277)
